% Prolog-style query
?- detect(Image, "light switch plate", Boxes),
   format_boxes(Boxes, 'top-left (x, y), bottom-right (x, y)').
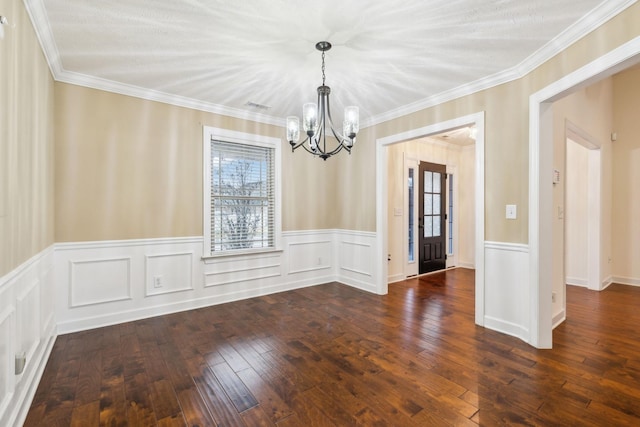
top-left (506, 204), bottom-right (517, 220)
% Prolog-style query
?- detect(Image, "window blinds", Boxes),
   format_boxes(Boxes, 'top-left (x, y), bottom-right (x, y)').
top-left (210, 139), bottom-right (275, 252)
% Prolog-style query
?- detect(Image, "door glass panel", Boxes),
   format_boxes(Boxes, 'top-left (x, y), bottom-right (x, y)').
top-left (424, 216), bottom-right (432, 237)
top-left (424, 171), bottom-right (433, 193)
top-left (433, 215), bottom-right (441, 237)
top-left (424, 194), bottom-right (433, 215)
top-left (433, 194), bottom-right (440, 214)
top-left (433, 173), bottom-right (440, 193)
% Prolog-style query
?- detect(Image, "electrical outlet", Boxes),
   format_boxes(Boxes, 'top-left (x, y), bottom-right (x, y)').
top-left (317, 257), bottom-right (322, 265)
top-left (153, 275), bottom-right (163, 288)
top-left (552, 292), bottom-right (557, 303)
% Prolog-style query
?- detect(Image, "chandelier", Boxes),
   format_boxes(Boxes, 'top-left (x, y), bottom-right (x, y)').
top-left (286, 41), bottom-right (359, 161)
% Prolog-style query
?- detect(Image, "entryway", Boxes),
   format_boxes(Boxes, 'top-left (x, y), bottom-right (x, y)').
top-left (375, 111), bottom-right (485, 326)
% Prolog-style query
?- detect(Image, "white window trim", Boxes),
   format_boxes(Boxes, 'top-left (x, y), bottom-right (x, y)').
top-left (202, 126), bottom-right (282, 258)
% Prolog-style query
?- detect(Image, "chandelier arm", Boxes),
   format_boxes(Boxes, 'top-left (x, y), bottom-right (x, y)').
top-left (324, 95), bottom-right (348, 147)
top-left (321, 93), bottom-right (329, 155)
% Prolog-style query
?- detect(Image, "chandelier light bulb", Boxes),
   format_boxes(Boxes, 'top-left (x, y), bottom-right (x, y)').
top-left (286, 116), bottom-right (300, 143)
top-left (302, 103), bottom-right (318, 136)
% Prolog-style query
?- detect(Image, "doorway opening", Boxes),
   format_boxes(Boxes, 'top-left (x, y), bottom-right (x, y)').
top-left (530, 37), bottom-right (640, 348)
top-left (376, 112), bottom-right (485, 326)
top-left (396, 128), bottom-right (475, 280)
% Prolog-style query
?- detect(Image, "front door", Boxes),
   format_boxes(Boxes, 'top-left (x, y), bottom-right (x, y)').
top-left (419, 162), bottom-right (446, 274)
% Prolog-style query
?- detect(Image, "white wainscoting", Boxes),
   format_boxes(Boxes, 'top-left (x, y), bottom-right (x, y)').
top-left (0, 247), bottom-right (56, 427)
top-left (54, 230), bottom-right (377, 334)
top-left (336, 230), bottom-right (378, 293)
top-left (483, 241), bottom-right (530, 342)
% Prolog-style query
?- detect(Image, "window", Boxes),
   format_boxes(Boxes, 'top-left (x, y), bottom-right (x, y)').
top-left (203, 127), bottom-right (281, 257)
top-left (448, 173), bottom-right (453, 254)
top-left (408, 168), bottom-right (415, 262)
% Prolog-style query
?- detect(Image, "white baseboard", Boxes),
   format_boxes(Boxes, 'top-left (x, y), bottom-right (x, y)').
top-left (601, 276), bottom-right (613, 289)
top-left (457, 261), bottom-right (475, 269)
top-left (387, 274), bottom-right (405, 284)
top-left (611, 276), bottom-right (640, 287)
top-left (566, 276), bottom-right (588, 287)
top-left (552, 309), bottom-right (566, 329)
top-left (484, 315), bottom-right (529, 342)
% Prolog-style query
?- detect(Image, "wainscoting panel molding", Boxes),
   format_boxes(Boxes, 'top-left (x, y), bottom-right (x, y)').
top-left (0, 247), bottom-right (56, 427)
top-left (145, 252), bottom-right (194, 296)
top-left (69, 257), bottom-right (132, 307)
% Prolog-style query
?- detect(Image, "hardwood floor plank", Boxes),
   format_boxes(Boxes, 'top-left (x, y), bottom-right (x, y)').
top-left (156, 414), bottom-right (187, 427)
top-left (99, 354), bottom-right (127, 427)
top-left (74, 350), bottom-right (103, 407)
top-left (175, 388), bottom-right (217, 427)
top-left (70, 401), bottom-right (100, 427)
top-left (149, 379), bottom-right (182, 421)
top-left (236, 366), bottom-right (294, 423)
top-left (187, 358), bottom-right (249, 427)
top-left (210, 361), bottom-right (259, 412)
top-left (240, 405), bottom-right (277, 427)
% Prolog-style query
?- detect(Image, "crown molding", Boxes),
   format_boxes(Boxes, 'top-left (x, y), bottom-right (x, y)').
top-left (23, 0), bottom-right (63, 75)
top-left (361, 0), bottom-right (637, 128)
top-left (24, 0), bottom-right (636, 130)
top-left (54, 69), bottom-right (285, 127)
top-left (23, 0), bottom-right (285, 127)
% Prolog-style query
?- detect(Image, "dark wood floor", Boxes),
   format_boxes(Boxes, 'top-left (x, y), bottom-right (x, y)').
top-left (24, 268), bottom-right (640, 426)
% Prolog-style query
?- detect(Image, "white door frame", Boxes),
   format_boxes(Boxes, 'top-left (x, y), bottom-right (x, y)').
top-left (529, 36), bottom-right (640, 348)
top-left (375, 112), bottom-right (485, 326)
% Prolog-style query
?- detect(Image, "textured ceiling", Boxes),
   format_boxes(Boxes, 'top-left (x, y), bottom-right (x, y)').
top-left (29, 0), bottom-right (625, 126)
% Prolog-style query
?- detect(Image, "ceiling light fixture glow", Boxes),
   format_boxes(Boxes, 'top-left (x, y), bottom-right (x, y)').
top-left (286, 41), bottom-right (359, 161)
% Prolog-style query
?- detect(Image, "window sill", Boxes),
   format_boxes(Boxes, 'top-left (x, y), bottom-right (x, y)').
top-left (202, 247), bottom-right (283, 263)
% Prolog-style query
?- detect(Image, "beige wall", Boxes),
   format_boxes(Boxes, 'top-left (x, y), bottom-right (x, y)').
top-left (337, 3), bottom-right (640, 243)
top-left (19, 2), bottom-right (640, 252)
top-left (612, 66), bottom-right (640, 280)
top-left (54, 83), bottom-right (342, 242)
top-left (0, 0), bottom-right (55, 277)
top-left (458, 146), bottom-right (476, 266)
